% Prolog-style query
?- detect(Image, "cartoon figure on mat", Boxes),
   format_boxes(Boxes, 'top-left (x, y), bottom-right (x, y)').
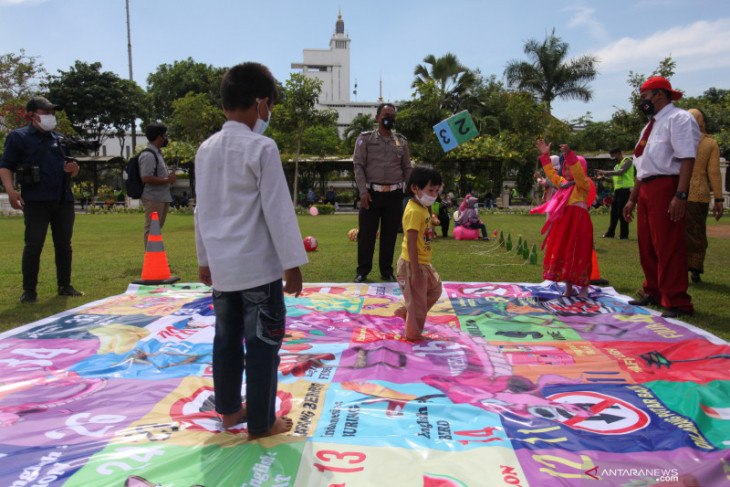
top-left (126, 475), bottom-right (203, 487)
top-left (498, 345), bottom-right (575, 366)
top-left (280, 346), bottom-right (407, 377)
top-left (118, 348), bottom-right (211, 369)
top-left (341, 381), bottom-right (442, 417)
top-left (341, 372), bottom-right (590, 422)
top-left (491, 314), bottom-right (629, 340)
top-left (0, 369), bottom-right (107, 427)
top-left (422, 371), bottom-right (590, 419)
top-left (640, 351), bottom-right (730, 369)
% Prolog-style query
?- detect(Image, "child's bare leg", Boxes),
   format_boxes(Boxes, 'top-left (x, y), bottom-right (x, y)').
top-left (221, 404), bottom-right (248, 429)
top-left (394, 304), bottom-right (407, 322)
top-left (247, 416), bottom-right (293, 440)
top-left (563, 282), bottom-right (573, 297)
top-left (405, 316), bottom-right (425, 341)
top-left (577, 286), bottom-right (589, 299)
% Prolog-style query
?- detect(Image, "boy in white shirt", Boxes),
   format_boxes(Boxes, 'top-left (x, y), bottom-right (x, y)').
top-left (194, 62), bottom-right (308, 439)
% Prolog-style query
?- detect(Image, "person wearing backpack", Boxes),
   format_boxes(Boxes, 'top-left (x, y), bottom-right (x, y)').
top-left (140, 123), bottom-right (176, 247)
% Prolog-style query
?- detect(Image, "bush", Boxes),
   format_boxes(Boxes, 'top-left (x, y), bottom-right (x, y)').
top-left (313, 203), bottom-right (336, 215)
top-left (335, 191), bottom-right (354, 204)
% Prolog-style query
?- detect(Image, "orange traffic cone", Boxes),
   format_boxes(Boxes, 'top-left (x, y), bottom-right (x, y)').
top-left (589, 244), bottom-right (609, 286)
top-left (133, 211), bottom-right (180, 285)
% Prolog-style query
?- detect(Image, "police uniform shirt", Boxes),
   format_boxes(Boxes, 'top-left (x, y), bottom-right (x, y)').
top-left (0, 124), bottom-right (72, 202)
top-left (353, 130), bottom-right (412, 194)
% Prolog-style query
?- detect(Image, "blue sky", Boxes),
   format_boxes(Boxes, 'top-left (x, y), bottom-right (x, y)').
top-left (2, 0), bottom-right (729, 122)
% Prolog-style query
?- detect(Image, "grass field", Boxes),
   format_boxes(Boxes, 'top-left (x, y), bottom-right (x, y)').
top-left (1, 211), bottom-right (729, 341)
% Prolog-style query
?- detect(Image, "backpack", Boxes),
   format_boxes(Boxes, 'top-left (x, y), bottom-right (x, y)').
top-left (125, 149), bottom-right (158, 199)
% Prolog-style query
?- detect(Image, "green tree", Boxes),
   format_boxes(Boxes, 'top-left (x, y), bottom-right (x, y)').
top-left (677, 86), bottom-right (730, 159)
top-left (167, 92), bottom-right (225, 145)
top-left (626, 57), bottom-right (676, 112)
top-left (412, 53), bottom-right (478, 112)
top-left (269, 73), bottom-right (338, 204)
top-left (45, 61), bottom-right (148, 149)
top-left (504, 29), bottom-right (597, 116)
top-left (607, 57), bottom-right (677, 151)
top-left (146, 57), bottom-right (226, 121)
top-left (343, 113), bottom-right (375, 152)
top-left (0, 50), bottom-right (47, 133)
top-left (0, 49), bottom-right (45, 104)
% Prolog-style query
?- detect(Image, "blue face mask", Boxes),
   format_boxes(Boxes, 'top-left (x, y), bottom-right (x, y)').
top-left (253, 99), bottom-right (271, 134)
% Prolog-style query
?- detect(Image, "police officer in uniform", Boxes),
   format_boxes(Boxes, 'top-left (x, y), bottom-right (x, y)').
top-left (597, 148), bottom-right (635, 239)
top-left (0, 96), bottom-right (84, 303)
top-left (353, 103), bottom-right (412, 283)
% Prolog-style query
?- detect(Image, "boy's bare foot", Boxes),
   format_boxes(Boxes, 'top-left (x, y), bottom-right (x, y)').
top-left (220, 405), bottom-right (247, 429)
top-left (394, 306), bottom-right (407, 322)
top-left (578, 287), bottom-right (589, 299)
top-left (248, 416), bottom-right (293, 440)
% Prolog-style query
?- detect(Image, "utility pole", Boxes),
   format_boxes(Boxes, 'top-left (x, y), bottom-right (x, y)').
top-left (126, 0), bottom-right (137, 150)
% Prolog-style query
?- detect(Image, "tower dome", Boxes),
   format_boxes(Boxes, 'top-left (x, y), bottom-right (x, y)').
top-left (335, 11), bottom-right (344, 34)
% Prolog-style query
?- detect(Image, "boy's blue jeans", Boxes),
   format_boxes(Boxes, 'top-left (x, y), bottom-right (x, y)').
top-left (212, 279), bottom-right (285, 434)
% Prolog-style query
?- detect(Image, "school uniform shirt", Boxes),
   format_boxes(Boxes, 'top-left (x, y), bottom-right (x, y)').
top-left (399, 199), bottom-right (435, 265)
top-left (634, 103), bottom-right (700, 180)
top-left (194, 120), bottom-right (308, 292)
top-left (139, 143), bottom-right (172, 202)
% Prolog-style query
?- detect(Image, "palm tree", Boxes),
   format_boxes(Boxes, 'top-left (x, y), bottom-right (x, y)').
top-left (344, 113), bottom-right (376, 150)
top-left (413, 53), bottom-right (477, 112)
top-left (504, 29), bottom-right (597, 116)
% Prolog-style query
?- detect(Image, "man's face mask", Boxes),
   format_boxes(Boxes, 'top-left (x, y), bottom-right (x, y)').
top-left (37, 114), bottom-right (57, 132)
top-left (639, 92), bottom-right (656, 116)
top-left (381, 116), bottom-right (396, 131)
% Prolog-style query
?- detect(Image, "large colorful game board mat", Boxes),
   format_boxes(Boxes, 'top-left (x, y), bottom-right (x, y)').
top-left (2, 282), bottom-right (730, 487)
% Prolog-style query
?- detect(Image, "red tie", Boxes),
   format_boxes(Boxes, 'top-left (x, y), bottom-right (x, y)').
top-left (634, 117), bottom-right (655, 157)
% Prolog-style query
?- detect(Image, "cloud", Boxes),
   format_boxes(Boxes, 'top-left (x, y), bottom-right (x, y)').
top-left (593, 18), bottom-right (730, 73)
top-left (0, 0), bottom-right (46, 7)
top-left (0, 0), bottom-right (47, 5)
top-left (565, 5), bottom-right (610, 44)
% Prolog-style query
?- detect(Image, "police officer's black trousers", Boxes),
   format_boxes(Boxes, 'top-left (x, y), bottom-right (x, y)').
top-left (607, 187), bottom-right (631, 238)
top-left (357, 189), bottom-right (403, 277)
top-left (22, 201), bottom-right (75, 291)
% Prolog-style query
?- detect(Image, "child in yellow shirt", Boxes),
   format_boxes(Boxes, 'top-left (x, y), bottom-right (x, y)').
top-left (394, 165), bottom-right (444, 340)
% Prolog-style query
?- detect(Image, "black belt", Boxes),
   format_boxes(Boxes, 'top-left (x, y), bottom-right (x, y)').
top-left (641, 174), bottom-right (678, 183)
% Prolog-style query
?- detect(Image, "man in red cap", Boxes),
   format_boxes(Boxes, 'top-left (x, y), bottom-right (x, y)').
top-left (623, 77), bottom-right (700, 318)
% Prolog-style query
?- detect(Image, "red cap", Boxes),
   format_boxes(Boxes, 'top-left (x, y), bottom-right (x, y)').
top-left (640, 76), bottom-right (683, 100)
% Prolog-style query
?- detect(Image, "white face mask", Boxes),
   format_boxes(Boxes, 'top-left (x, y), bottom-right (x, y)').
top-left (253, 99), bottom-right (271, 134)
top-left (37, 114), bottom-right (57, 132)
top-left (417, 192), bottom-right (437, 207)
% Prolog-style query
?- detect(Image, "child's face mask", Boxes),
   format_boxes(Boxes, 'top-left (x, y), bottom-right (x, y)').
top-left (417, 192), bottom-right (437, 207)
top-left (253, 99), bottom-right (271, 134)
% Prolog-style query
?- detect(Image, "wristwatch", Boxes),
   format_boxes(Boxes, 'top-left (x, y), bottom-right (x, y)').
top-left (675, 191), bottom-right (688, 200)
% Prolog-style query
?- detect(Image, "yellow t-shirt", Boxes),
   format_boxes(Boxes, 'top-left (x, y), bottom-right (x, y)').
top-left (400, 199), bottom-right (436, 264)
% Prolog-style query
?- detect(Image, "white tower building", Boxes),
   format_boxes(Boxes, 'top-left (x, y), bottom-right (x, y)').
top-left (291, 12), bottom-right (383, 136)
top-left (291, 12), bottom-right (350, 103)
